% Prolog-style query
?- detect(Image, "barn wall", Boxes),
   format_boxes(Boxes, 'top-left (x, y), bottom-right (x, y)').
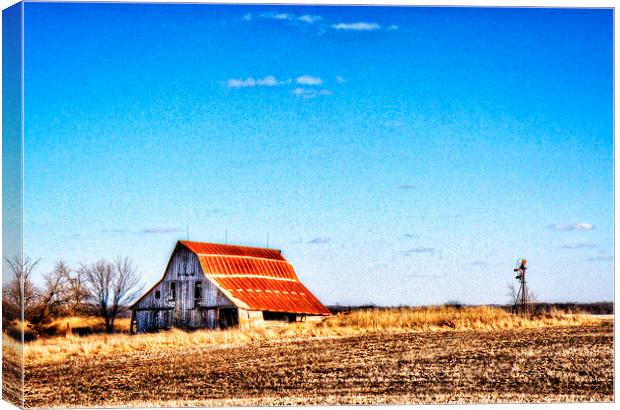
top-left (238, 308), bottom-right (264, 329)
top-left (134, 246), bottom-right (234, 332)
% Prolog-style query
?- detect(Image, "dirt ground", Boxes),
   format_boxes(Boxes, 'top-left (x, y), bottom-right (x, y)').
top-left (23, 321), bottom-right (613, 407)
top-left (2, 349), bottom-right (22, 406)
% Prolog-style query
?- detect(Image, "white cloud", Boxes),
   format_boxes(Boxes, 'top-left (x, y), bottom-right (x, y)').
top-left (401, 247), bottom-right (435, 256)
top-left (227, 74), bottom-right (335, 96)
top-left (292, 88), bottom-right (331, 98)
top-left (331, 22), bottom-right (381, 31)
top-left (227, 76), bottom-right (281, 89)
top-left (227, 78), bottom-right (256, 88)
top-left (249, 12), bottom-right (323, 24)
top-left (272, 13), bottom-right (291, 20)
top-left (385, 120), bottom-right (405, 128)
top-left (549, 223), bottom-right (572, 231)
top-left (259, 12), bottom-right (293, 21)
top-left (142, 227), bottom-right (183, 234)
top-left (549, 222), bottom-right (595, 231)
top-left (246, 13), bottom-right (394, 33)
top-left (560, 242), bottom-right (596, 249)
top-left (587, 255), bottom-right (613, 262)
top-left (257, 75), bottom-right (279, 86)
top-left (307, 237), bottom-right (330, 244)
top-left (296, 75), bottom-right (322, 85)
top-left (336, 75), bottom-right (347, 84)
top-left (298, 14), bottom-right (322, 24)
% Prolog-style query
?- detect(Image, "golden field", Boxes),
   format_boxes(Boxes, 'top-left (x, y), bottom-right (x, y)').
top-left (19, 306), bottom-right (599, 366)
top-left (3, 306), bottom-right (613, 407)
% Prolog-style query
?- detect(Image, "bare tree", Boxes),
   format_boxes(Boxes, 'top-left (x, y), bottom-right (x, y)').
top-left (508, 281), bottom-right (537, 315)
top-left (46, 261), bottom-right (90, 315)
top-left (507, 282), bottom-right (518, 306)
top-left (83, 257), bottom-right (142, 333)
top-left (38, 261), bottom-right (92, 319)
top-left (65, 263), bottom-right (89, 315)
top-left (3, 255), bottom-right (41, 323)
top-left (40, 261), bottom-right (72, 318)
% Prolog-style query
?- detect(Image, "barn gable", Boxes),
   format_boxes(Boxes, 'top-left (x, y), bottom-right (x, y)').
top-left (131, 244), bottom-right (235, 331)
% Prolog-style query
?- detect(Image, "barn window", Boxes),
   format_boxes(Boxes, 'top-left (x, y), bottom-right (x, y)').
top-left (194, 281), bottom-right (202, 306)
top-left (170, 282), bottom-right (176, 300)
top-left (155, 290), bottom-right (161, 299)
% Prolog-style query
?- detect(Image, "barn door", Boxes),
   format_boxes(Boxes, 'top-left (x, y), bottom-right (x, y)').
top-left (171, 281), bottom-right (182, 325)
top-left (180, 280), bottom-right (189, 324)
top-left (218, 308), bottom-right (239, 329)
top-left (163, 309), bottom-right (172, 329)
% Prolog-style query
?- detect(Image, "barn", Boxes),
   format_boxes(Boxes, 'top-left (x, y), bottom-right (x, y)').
top-left (130, 240), bottom-right (331, 333)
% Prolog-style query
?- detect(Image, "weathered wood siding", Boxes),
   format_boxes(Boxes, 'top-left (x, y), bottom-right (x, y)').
top-left (238, 308), bottom-right (264, 329)
top-left (134, 246), bottom-right (234, 332)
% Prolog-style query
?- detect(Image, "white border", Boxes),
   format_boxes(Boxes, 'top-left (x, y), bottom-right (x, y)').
top-left (0, 2), bottom-right (615, 410)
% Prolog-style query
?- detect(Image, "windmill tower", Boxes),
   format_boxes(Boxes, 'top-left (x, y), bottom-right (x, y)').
top-left (512, 258), bottom-right (529, 315)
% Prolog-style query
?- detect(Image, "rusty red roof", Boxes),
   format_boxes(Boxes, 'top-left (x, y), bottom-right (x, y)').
top-left (212, 277), bottom-right (331, 316)
top-left (181, 241), bottom-right (286, 261)
top-left (181, 241), bottom-right (330, 316)
top-left (197, 255), bottom-right (299, 280)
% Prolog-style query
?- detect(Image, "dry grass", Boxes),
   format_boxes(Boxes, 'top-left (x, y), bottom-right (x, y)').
top-left (6, 316), bottom-right (131, 341)
top-left (321, 305), bottom-right (598, 331)
top-left (23, 306), bottom-right (600, 367)
top-left (42, 316), bottom-right (131, 335)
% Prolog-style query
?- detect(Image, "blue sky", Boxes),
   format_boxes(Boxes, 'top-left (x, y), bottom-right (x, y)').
top-left (22, 4), bottom-right (613, 305)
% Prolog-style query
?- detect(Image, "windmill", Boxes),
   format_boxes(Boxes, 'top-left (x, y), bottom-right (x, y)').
top-left (512, 258), bottom-right (529, 315)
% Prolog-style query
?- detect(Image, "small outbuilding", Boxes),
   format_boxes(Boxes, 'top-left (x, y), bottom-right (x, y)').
top-left (130, 240), bottom-right (331, 333)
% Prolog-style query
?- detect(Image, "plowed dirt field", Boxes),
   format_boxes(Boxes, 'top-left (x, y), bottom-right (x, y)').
top-left (24, 322), bottom-right (613, 407)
